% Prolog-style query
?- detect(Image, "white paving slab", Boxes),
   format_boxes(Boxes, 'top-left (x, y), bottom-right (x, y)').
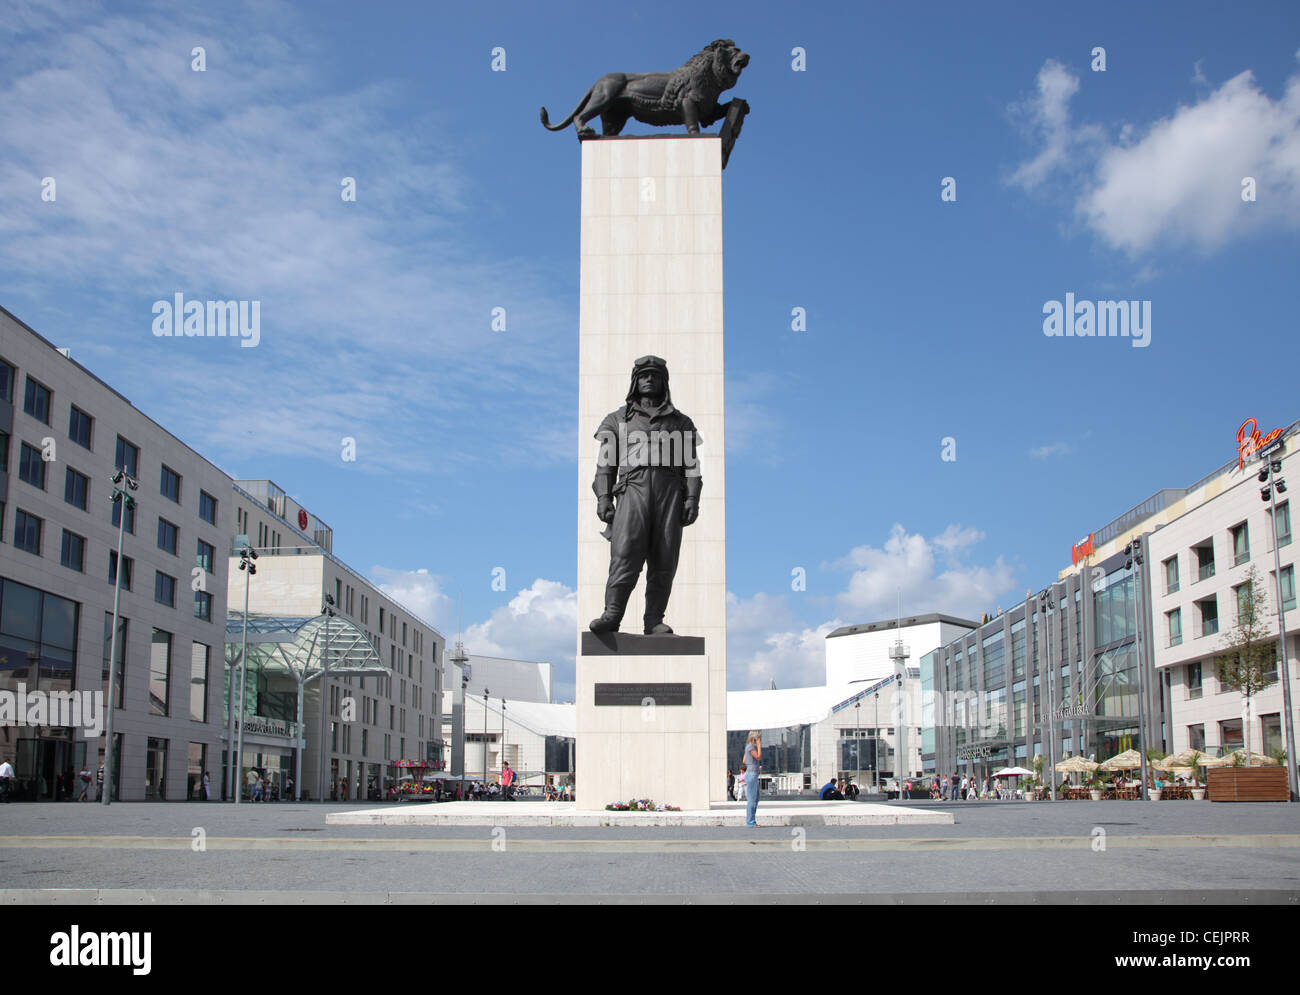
top-left (325, 801), bottom-right (955, 828)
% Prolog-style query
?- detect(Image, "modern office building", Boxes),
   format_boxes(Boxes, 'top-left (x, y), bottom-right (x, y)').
top-left (826, 614), bottom-right (976, 686)
top-left (462, 653), bottom-right (553, 704)
top-left (1147, 420), bottom-right (1297, 764)
top-left (0, 305), bottom-right (233, 801)
top-left (227, 479), bottom-right (447, 801)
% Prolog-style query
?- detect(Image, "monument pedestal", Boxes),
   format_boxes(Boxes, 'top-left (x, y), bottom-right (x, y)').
top-left (575, 645), bottom-right (712, 811)
top-left (575, 135), bottom-right (728, 810)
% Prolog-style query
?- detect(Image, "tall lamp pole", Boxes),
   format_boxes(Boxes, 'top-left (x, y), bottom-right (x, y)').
top-left (874, 692), bottom-right (880, 792)
top-left (482, 688), bottom-right (489, 784)
top-left (234, 546), bottom-right (258, 805)
top-left (1260, 458), bottom-right (1298, 801)
top-left (854, 699), bottom-right (861, 790)
top-left (1123, 538), bottom-right (1151, 800)
top-left (102, 469), bottom-right (137, 807)
top-left (316, 594), bottom-right (336, 803)
top-left (1039, 589), bottom-right (1058, 802)
top-left (501, 699), bottom-right (507, 788)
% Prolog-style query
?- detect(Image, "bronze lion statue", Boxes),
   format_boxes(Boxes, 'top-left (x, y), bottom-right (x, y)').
top-left (541, 40), bottom-right (749, 138)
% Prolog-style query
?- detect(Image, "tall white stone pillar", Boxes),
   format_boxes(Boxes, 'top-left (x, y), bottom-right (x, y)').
top-left (575, 135), bottom-right (727, 810)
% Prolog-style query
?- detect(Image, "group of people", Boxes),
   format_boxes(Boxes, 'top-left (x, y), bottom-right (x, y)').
top-left (0, 758), bottom-right (107, 803)
top-left (819, 778), bottom-right (860, 801)
top-left (247, 770), bottom-right (289, 802)
top-left (931, 773), bottom-right (1006, 800)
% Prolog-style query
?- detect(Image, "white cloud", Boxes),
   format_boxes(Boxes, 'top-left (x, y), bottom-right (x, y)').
top-left (463, 579), bottom-right (578, 696)
top-left (1008, 59), bottom-right (1300, 255)
top-left (370, 566), bottom-right (456, 635)
top-left (1080, 71), bottom-right (1300, 254)
top-left (0, 2), bottom-right (575, 477)
top-left (831, 524), bottom-right (1018, 623)
top-left (1007, 59), bottom-right (1103, 191)
top-left (726, 592), bottom-right (841, 691)
top-left (1029, 442), bottom-right (1073, 460)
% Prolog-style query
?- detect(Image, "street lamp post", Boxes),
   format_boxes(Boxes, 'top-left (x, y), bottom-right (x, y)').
top-left (1039, 589), bottom-right (1059, 801)
top-left (234, 546), bottom-right (258, 806)
top-left (316, 594), bottom-right (336, 803)
top-left (501, 698), bottom-right (507, 792)
top-left (102, 468), bottom-right (137, 807)
top-left (854, 699), bottom-right (861, 790)
top-left (874, 692), bottom-right (880, 792)
top-left (1260, 458), bottom-right (1298, 801)
top-left (1123, 539), bottom-right (1151, 801)
top-left (482, 688), bottom-right (489, 785)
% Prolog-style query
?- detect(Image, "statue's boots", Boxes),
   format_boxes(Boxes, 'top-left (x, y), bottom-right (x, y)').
top-left (643, 586), bottom-right (674, 636)
top-left (644, 621), bottom-right (674, 636)
top-left (589, 583), bottom-right (633, 634)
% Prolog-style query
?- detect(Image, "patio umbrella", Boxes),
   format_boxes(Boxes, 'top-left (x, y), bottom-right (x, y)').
top-left (1217, 749), bottom-right (1280, 766)
top-left (992, 766), bottom-right (1034, 777)
top-left (1154, 759), bottom-right (1193, 773)
top-left (1055, 756), bottom-right (1098, 773)
top-left (1099, 749), bottom-right (1142, 771)
top-left (1169, 748), bottom-right (1222, 768)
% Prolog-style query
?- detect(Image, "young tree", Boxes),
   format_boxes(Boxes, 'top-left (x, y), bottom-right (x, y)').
top-left (1215, 566), bottom-right (1278, 765)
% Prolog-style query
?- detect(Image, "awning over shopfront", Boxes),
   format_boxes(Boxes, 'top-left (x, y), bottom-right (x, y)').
top-left (224, 612), bottom-right (389, 677)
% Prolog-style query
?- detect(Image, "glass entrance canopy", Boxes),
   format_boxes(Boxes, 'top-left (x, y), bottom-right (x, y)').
top-left (225, 612), bottom-right (389, 676)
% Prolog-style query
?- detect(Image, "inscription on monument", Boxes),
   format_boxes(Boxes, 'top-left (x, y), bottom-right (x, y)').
top-left (594, 683), bottom-right (693, 706)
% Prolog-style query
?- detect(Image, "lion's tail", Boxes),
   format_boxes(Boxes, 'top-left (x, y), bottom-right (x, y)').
top-left (540, 85), bottom-right (595, 131)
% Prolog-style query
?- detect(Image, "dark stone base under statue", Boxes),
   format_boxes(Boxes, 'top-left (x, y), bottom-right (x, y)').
top-left (582, 632), bottom-right (705, 656)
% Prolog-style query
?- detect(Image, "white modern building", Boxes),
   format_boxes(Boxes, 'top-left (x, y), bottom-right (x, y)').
top-left (826, 614), bottom-right (977, 686)
top-left (1148, 422), bottom-right (1297, 764)
top-left (1, 305), bottom-right (233, 801)
top-left (463, 653), bottom-right (553, 704)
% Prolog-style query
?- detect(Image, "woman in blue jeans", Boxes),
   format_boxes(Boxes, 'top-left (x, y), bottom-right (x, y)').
top-left (742, 730), bottom-right (762, 827)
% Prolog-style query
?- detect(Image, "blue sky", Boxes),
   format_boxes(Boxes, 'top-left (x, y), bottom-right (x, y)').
top-left (2, 0), bottom-right (1298, 698)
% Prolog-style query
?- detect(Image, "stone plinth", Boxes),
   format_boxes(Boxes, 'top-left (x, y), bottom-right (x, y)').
top-left (576, 135), bottom-right (728, 809)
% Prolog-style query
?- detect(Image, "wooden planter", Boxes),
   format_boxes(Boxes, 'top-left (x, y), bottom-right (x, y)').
top-left (1207, 767), bottom-right (1289, 802)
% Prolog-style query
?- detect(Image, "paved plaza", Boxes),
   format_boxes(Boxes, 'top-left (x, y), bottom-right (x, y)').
top-left (0, 799), bottom-right (1296, 903)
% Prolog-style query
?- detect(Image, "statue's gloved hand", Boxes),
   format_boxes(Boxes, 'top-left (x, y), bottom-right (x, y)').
top-left (597, 496), bottom-right (615, 523)
top-left (681, 497), bottom-right (699, 526)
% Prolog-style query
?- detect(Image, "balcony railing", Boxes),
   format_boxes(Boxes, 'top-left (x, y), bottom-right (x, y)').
top-left (1197, 561), bottom-right (1215, 582)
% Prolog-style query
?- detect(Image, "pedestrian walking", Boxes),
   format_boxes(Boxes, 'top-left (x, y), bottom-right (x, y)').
top-left (742, 730), bottom-right (762, 827)
top-left (0, 757), bottom-right (14, 803)
top-left (202, 770), bottom-right (212, 800)
top-left (77, 766), bottom-right (91, 802)
top-left (96, 761), bottom-right (105, 801)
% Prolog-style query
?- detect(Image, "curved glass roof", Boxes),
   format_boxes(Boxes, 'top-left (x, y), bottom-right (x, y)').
top-left (225, 612), bottom-right (388, 676)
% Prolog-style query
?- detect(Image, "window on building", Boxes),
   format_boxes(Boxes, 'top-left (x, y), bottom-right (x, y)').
top-left (194, 590), bottom-right (213, 622)
top-left (64, 466), bottom-right (89, 510)
top-left (68, 405), bottom-right (93, 449)
top-left (1218, 718), bottom-right (1243, 752)
top-left (1167, 608), bottom-right (1182, 647)
top-left (60, 529), bottom-right (85, 571)
top-left (14, 509), bottom-right (41, 554)
top-left (1196, 597), bottom-right (1218, 637)
top-left (1234, 581), bottom-right (1253, 624)
top-left (190, 643), bottom-right (210, 722)
top-left (160, 465), bottom-right (181, 503)
top-left (18, 442), bottom-right (46, 489)
top-left (1163, 556), bottom-right (1179, 594)
top-left (196, 538), bottom-right (214, 573)
top-left (23, 376), bottom-right (51, 424)
top-left (1186, 661), bottom-right (1202, 699)
top-left (0, 430), bottom-right (8, 471)
top-left (199, 490), bottom-right (217, 525)
top-left (155, 571), bottom-right (176, 608)
top-left (0, 358), bottom-right (13, 402)
top-left (1230, 522), bottom-right (1250, 566)
top-left (111, 492), bottom-right (136, 534)
top-left (1279, 565), bottom-right (1296, 612)
top-left (102, 612), bottom-right (126, 709)
top-left (114, 435), bottom-right (139, 477)
top-left (108, 550), bottom-right (133, 590)
top-left (1272, 501), bottom-right (1291, 548)
top-left (1187, 723), bottom-right (1205, 752)
top-left (1261, 713), bottom-right (1283, 757)
top-left (149, 628), bottom-right (172, 716)
top-left (157, 518), bottom-right (178, 555)
top-left (1193, 540), bottom-right (1215, 582)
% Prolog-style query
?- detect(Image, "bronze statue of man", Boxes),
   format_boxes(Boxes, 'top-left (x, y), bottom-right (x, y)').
top-left (590, 356), bottom-right (702, 635)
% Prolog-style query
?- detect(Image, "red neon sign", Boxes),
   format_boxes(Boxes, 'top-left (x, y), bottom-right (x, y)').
top-left (1237, 418), bottom-right (1284, 470)
top-left (1071, 534), bottom-right (1094, 564)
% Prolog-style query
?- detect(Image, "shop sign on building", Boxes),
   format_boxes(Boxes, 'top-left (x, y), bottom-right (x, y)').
top-left (242, 716), bottom-right (296, 738)
top-left (1237, 417), bottom-right (1284, 469)
top-left (1071, 534), bottom-right (1095, 564)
